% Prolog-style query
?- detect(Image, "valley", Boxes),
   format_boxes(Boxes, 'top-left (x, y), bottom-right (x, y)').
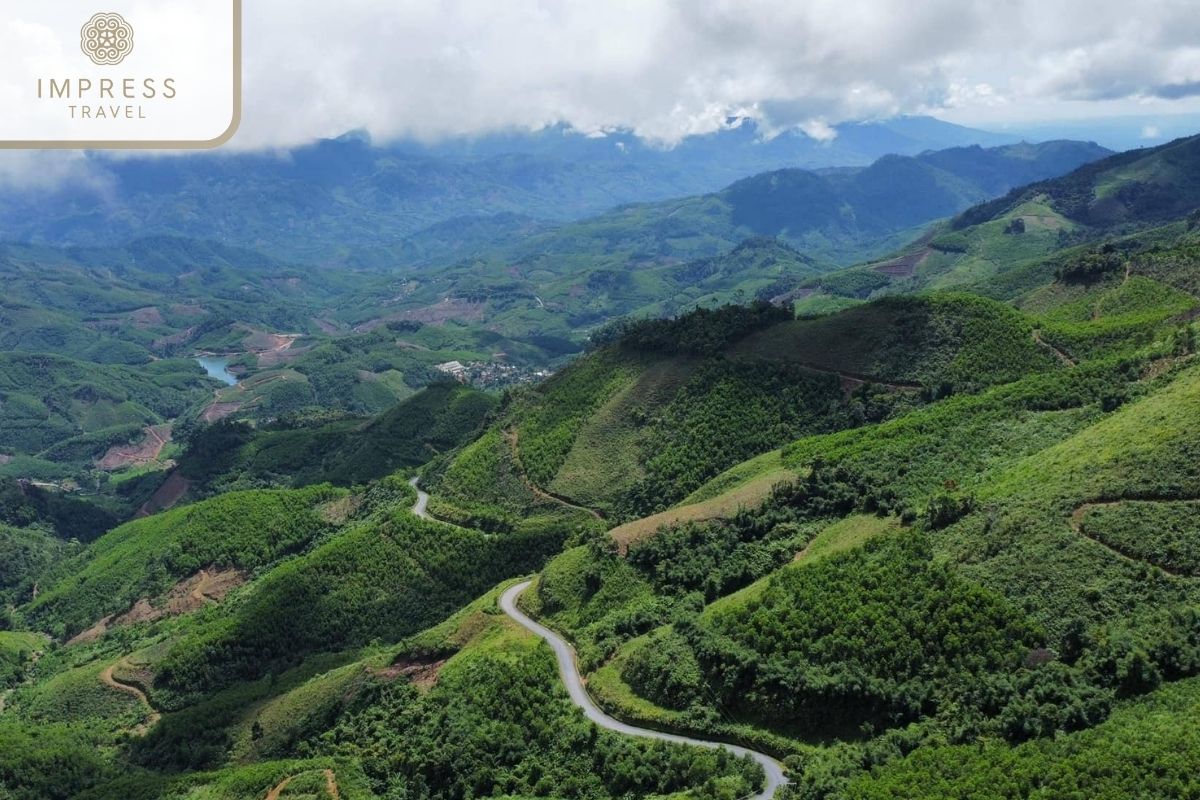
top-left (2, 124), bottom-right (1200, 800)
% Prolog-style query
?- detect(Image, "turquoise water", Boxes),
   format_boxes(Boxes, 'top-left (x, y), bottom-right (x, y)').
top-left (196, 356), bottom-right (238, 386)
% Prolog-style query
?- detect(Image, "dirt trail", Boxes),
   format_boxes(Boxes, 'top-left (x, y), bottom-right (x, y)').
top-left (1032, 329), bottom-right (1076, 367)
top-left (262, 769), bottom-right (338, 800)
top-left (100, 661), bottom-right (161, 733)
top-left (610, 467), bottom-right (795, 553)
top-left (746, 356), bottom-right (922, 396)
top-left (1068, 499), bottom-right (1193, 577)
top-left (503, 429), bottom-right (605, 521)
top-left (264, 776), bottom-right (293, 800)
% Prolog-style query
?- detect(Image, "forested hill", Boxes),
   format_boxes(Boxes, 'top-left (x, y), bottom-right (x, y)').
top-left (379, 139), bottom-right (1112, 342)
top-left (468, 138), bottom-right (1112, 271)
top-left (953, 132), bottom-right (1200, 231)
top-left (787, 132), bottom-right (1200, 309)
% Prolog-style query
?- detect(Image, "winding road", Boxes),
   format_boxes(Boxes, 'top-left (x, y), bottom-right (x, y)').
top-left (499, 581), bottom-right (787, 800)
top-left (409, 476), bottom-right (431, 519)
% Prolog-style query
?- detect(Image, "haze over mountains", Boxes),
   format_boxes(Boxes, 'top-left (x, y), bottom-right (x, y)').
top-left (1, 116), bottom-right (1030, 264)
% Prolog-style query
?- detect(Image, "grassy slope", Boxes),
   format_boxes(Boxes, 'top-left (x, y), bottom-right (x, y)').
top-left (731, 292), bottom-right (1057, 388)
top-left (26, 484), bottom-right (346, 638)
top-left (151, 500), bottom-right (567, 700)
top-left (514, 271), bottom-right (1200, 792)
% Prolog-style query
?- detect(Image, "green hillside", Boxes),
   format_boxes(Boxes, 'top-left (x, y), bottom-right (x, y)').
top-left (25, 484), bottom-right (346, 639)
top-left (3, 133), bottom-right (1200, 800)
top-left (180, 382), bottom-right (498, 492)
top-left (806, 133), bottom-right (1200, 303)
top-left (386, 141), bottom-right (1109, 341)
top-left (432, 294), bottom-right (1064, 521)
top-left (0, 353), bottom-right (210, 466)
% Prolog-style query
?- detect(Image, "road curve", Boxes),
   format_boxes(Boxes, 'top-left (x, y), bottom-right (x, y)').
top-left (100, 662), bottom-right (161, 733)
top-left (499, 581), bottom-right (787, 799)
top-left (409, 476), bottom-right (431, 519)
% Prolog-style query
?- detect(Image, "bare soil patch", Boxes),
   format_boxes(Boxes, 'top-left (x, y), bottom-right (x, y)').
top-left (70, 568), bottom-right (245, 646)
top-left (152, 325), bottom-right (197, 350)
top-left (313, 317), bottom-right (340, 334)
top-left (202, 399), bottom-right (243, 423)
top-left (128, 306), bottom-right (165, 327)
top-left (169, 303), bottom-right (206, 317)
top-left (242, 330), bottom-right (301, 353)
top-left (871, 246), bottom-right (932, 278)
top-left (320, 495), bottom-right (362, 525)
top-left (358, 298), bottom-right (487, 329)
top-left (97, 424), bottom-right (172, 470)
top-left (374, 655), bottom-right (448, 690)
top-left (66, 616), bottom-right (113, 647)
top-left (114, 568), bottom-right (246, 627)
top-left (257, 344), bottom-right (309, 369)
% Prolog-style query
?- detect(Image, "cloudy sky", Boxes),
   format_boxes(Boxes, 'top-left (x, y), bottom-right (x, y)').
top-left (222, 0), bottom-right (1200, 150)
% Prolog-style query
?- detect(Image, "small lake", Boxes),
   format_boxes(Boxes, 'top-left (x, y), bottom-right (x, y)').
top-left (196, 356), bottom-right (239, 386)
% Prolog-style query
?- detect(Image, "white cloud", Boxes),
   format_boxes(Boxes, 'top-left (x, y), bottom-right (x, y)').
top-left (2, 0), bottom-right (1200, 165)
top-left (215, 0), bottom-right (1200, 150)
top-left (0, 151), bottom-right (111, 191)
top-left (1141, 124), bottom-right (1162, 139)
top-left (798, 120), bottom-right (837, 142)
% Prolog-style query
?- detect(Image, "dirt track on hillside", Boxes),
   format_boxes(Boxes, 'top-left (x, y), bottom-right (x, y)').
top-left (1032, 329), bottom-right (1076, 367)
top-left (503, 429), bottom-right (605, 521)
top-left (1069, 499), bottom-right (1194, 577)
top-left (100, 662), bottom-right (160, 733)
top-left (263, 769), bottom-right (339, 800)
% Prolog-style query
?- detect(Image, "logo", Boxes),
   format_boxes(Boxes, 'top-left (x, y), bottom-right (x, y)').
top-left (2, 0), bottom-right (240, 149)
top-left (81, 12), bottom-right (135, 66)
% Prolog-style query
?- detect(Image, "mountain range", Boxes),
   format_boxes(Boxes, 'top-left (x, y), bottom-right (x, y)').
top-left (0, 117), bottom-right (1023, 266)
top-left (3, 122), bottom-right (1200, 799)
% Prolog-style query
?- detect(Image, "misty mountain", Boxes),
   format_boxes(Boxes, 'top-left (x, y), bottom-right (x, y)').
top-left (0, 117), bottom-right (1017, 265)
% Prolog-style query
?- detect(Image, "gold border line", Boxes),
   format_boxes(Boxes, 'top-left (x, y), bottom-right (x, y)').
top-left (0, 0), bottom-right (242, 150)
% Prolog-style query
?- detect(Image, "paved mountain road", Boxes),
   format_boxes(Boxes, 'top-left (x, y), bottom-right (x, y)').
top-left (409, 476), bottom-right (431, 519)
top-left (499, 580), bottom-right (787, 800)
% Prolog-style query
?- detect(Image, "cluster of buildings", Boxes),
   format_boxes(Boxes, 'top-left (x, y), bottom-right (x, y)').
top-left (433, 360), bottom-right (552, 389)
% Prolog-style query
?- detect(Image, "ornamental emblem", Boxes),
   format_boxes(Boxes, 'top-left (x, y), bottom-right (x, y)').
top-left (81, 12), bottom-right (134, 66)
